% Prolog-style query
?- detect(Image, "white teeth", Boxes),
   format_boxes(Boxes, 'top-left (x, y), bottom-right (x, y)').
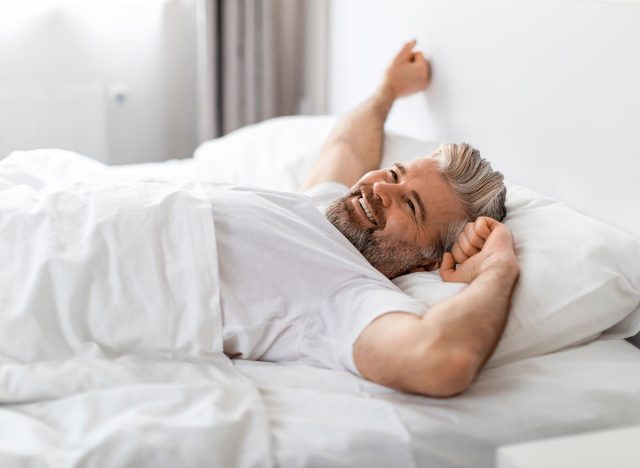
top-left (359, 197), bottom-right (376, 224)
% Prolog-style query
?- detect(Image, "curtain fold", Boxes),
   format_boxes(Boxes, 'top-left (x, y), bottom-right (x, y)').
top-left (197, 0), bottom-right (325, 139)
top-left (220, 0), bottom-right (278, 135)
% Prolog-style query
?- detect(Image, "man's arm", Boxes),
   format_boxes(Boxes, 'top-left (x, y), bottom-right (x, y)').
top-left (299, 40), bottom-right (431, 191)
top-left (353, 218), bottom-right (519, 397)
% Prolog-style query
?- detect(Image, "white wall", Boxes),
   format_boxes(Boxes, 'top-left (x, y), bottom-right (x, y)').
top-left (328, 0), bottom-right (640, 238)
top-left (0, 0), bottom-right (198, 164)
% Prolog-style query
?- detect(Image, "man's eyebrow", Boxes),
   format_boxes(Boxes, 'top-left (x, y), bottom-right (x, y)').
top-left (394, 163), bottom-right (407, 175)
top-left (411, 189), bottom-right (427, 224)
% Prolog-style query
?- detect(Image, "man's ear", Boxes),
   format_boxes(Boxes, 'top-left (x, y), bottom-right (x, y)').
top-left (408, 260), bottom-right (440, 273)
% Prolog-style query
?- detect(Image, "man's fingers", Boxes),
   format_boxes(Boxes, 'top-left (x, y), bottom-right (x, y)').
top-left (454, 223), bottom-right (482, 260)
top-left (399, 39), bottom-right (417, 59)
top-left (474, 217), bottom-right (494, 240)
top-left (412, 51), bottom-right (426, 65)
top-left (464, 223), bottom-right (485, 250)
top-left (458, 233), bottom-right (481, 258)
top-left (451, 243), bottom-right (468, 264)
top-left (439, 251), bottom-right (456, 282)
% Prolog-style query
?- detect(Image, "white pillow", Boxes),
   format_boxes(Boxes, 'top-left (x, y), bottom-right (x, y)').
top-left (193, 116), bottom-right (336, 192)
top-left (192, 115), bottom-right (437, 191)
top-left (394, 183), bottom-right (640, 367)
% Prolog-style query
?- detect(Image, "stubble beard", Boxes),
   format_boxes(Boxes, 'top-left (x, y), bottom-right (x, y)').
top-left (325, 185), bottom-right (434, 279)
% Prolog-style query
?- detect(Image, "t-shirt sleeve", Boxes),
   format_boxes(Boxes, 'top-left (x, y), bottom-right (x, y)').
top-left (299, 278), bottom-right (427, 377)
top-left (303, 181), bottom-right (349, 214)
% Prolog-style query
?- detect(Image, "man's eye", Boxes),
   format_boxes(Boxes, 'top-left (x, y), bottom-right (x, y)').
top-left (389, 170), bottom-right (399, 182)
top-left (407, 199), bottom-right (415, 214)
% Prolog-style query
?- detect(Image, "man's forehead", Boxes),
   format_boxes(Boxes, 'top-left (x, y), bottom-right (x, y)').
top-left (405, 155), bottom-right (436, 169)
top-left (394, 157), bottom-right (439, 178)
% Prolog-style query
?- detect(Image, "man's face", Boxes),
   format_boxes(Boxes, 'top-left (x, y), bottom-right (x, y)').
top-left (326, 157), bottom-right (466, 279)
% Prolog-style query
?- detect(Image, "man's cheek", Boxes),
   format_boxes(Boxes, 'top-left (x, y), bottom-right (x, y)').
top-left (376, 223), bottom-right (410, 248)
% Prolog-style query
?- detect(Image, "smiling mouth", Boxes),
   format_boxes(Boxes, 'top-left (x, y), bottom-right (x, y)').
top-left (357, 196), bottom-right (377, 225)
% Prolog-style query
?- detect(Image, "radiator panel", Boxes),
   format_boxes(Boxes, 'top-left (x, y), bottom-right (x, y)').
top-left (0, 82), bottom-right (108, 162)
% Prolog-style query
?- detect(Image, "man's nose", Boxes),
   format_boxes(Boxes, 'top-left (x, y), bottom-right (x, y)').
top-left (372, 181), bottom-right (399, 208)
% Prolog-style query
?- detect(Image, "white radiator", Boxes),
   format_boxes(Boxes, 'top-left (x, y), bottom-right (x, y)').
top-left (0, 82), bottom-right (108, 162)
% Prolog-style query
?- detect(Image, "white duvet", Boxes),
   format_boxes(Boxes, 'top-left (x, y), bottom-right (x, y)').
top-left (0, 154), bottom-right (272, 467)
top-left (0, 175), bottom-right (220, 364)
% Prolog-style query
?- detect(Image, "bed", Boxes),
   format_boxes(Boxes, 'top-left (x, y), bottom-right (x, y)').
top-left (1, 116), bottom-right (639, 468)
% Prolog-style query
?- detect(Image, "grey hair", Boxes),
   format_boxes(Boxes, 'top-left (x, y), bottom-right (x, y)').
top-left (418, 218), bottom-right (467, 266)
top-left (432, 143), bottom-right (507, 222)
top-left (424, 143), bottom-right (507, 260)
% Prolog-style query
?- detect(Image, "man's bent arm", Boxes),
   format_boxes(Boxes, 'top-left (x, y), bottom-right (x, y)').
top-left (354, 220), bottom-right (519, 397)
top-left (354, 263), bottom-right (518, 397)
top-left (299, 40), bottom-right (430, 191)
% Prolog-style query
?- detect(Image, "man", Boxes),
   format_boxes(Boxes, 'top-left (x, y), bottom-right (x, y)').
top-left (217, 40), bottom-right (519, 398)
top-left (0, 42), bottom-right (518, 400)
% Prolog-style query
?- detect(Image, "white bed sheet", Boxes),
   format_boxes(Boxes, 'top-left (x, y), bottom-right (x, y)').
top-left (233, 339), bottom-right (640, 468)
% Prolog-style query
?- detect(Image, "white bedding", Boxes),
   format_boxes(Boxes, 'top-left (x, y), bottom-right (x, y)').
top-left (0, 153), bottom-right (272, 467)
top-left (0, 355), bottom-right (271, 467)
top-left (235, 339), bottom-right (640, 468)
top-left (0, 174), bottom-right (221, 364)
top-left (2, 117), bottom-right (640, 468)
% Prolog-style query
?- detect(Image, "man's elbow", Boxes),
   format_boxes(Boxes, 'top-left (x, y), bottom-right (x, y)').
top-left (352, 315), bottom-right (481, 398)
top-left (409, 347), bottom-right (480, 398)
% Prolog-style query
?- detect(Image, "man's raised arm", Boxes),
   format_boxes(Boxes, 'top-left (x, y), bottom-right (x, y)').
top-left (353, 218), bottom-right (520, 397)
top-left (299, 40), bottom-right (431, 191)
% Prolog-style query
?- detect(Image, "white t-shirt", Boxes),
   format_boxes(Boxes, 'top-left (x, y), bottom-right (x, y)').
top-left (209, 182), bottom-right (426, 375)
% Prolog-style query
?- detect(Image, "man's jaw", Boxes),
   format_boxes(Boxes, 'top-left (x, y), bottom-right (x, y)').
top-left (328, 190), bottom-right (422, 280)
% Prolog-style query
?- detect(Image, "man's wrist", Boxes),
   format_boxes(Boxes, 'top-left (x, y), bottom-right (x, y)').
top-left (376, 81), bottom-right (398, 106)
top-left (480, 258), bottom-right (519, 289)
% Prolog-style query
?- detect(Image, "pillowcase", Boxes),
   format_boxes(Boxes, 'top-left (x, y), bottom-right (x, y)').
top-left (393, 183), bottom-right (640, 367)
top-left (193, 116), bottom-right (336, 192)
top-left (192, 115), bottom-right (437, 192)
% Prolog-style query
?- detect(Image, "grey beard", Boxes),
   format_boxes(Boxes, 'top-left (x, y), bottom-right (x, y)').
top-left (325, 194), bottom-right (438, 279)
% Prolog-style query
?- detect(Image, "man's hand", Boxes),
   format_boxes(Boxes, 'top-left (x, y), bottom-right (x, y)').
top-left (440, 217), bottom-right (519, 284)
top-left (382, 39), bottom-right (431, 99)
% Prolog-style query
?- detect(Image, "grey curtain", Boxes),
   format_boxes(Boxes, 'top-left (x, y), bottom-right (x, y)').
top-left (219, 0), bottom-right (272, 135)
top-left (196, 0), bottom-right (326, 140)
